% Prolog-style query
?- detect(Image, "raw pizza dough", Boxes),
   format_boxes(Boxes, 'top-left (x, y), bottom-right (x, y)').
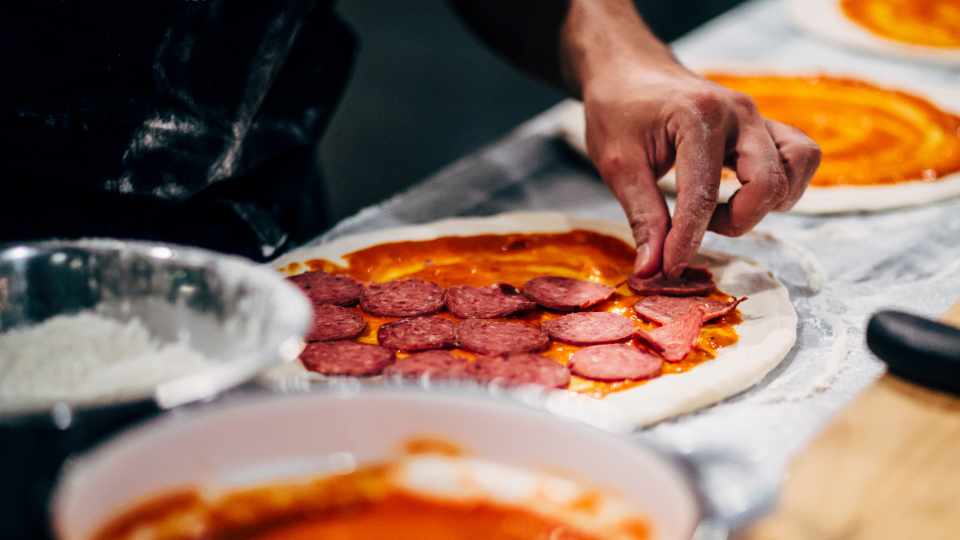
top-left (552, 69), bottom-right (960, 214)
top-left (788, 0), bottom-right (960, 66)
top-left (263, 212), bottom-right (797, 433)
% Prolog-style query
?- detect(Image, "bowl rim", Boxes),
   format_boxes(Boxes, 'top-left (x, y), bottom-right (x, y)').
top-left (0, 238), bottom-right (311, 424)
top-left (51, 386), bottom-right (706, 539)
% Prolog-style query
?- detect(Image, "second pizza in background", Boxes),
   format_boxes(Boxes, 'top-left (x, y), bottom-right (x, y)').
top-left (789, 0), bottom-right (960, 65)
top-left (555, 68), bottom-right (960, 214)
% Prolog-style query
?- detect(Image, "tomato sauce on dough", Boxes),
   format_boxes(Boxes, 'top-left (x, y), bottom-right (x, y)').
top-left (706, 73), bottom-right (960, 187)
top-left (281, 230), bottom-right (741, 398)
top-left (842, 0), bottom-right (960, 49)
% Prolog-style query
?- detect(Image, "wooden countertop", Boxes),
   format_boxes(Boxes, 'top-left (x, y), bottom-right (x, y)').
top-left (742, 303), bottom-right (960, 540)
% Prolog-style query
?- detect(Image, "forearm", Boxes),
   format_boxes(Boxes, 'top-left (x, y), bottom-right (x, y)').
top-left (449, 0), bottom-right (685, 98)
top-left (560, 0), bottom-right (686, 97)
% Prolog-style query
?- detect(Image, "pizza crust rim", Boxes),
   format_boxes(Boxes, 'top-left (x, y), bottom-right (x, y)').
top-left (788, 0), bottom-right (960, 66)
top-left (265, 211), bottom-right (797, 433)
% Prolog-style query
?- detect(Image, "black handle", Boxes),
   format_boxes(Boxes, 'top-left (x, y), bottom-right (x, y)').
top-left (866, 310), bottom-right (960, 396)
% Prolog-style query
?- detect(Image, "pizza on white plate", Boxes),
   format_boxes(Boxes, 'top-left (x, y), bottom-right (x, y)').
top-left (555, 69), bottom-right (960, 214)
top-left (264, 212), bottom-right (796, 432)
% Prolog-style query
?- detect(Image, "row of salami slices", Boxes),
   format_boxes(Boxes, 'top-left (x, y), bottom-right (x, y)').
top-left (286, 269), bottom-right (744, 387)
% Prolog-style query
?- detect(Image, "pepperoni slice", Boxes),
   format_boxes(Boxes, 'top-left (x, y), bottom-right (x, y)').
top-left (635, 309), bottom-right (704, 362)
top-left (470, 353), bottom-right (570, 388)
top-left (383, 350), bottom-right (471, 381)
top-left (287, 271), bottom-right (363, 306)
top-left (445, 283), bottom-right (535, 319)
top-left (456, 319), bottom-right (550, 355)
top-left (307, 305), bottom-right (366, 342)
top-left (627, 267), bottom-right (716, 297)
top-left (377, 316), bottom-right (456, 352)
top-left (633, 295), bottom-right (746, 325)
top-left (522, 276), bottom-right (615, 311)
top-left (569, 344), bottom-right (663, 381)
top-left (543, 312), bottom-right (635, 345)
top-left (360, 279), bottom-right (445, 317)
top-left (299, 341), bottom-right (395, 376)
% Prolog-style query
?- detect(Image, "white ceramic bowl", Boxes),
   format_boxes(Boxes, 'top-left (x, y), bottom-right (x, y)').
top-left (52, 389), bottom-right (776, 540)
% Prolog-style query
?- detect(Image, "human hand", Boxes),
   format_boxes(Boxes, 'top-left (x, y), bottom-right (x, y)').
top-left (582, 65), bottom-right (821, 278)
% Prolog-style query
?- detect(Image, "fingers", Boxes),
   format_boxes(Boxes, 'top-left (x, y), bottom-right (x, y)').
top-left (663, 109), bottom-right (725, 279)
top-left (765, 120), bottom-right (821, 210)
top-left (598, 152), bottom-right (670, 278)
top-left (709, 113), bottom-right (790, 237)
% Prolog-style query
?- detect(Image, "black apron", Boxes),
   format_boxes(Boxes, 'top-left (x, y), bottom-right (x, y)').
top-left (2, 0), bottom-right (355, 261)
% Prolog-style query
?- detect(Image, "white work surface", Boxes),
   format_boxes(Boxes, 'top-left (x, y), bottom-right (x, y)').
top-left (303, 0), bottom-right (960, 474)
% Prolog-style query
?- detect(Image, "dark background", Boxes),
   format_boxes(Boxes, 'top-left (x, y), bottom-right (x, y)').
top-left (320, 0), bottom-right (746, 224)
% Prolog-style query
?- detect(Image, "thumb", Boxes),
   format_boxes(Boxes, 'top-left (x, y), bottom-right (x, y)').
top-left (601, 161), bottom-right (670, 278)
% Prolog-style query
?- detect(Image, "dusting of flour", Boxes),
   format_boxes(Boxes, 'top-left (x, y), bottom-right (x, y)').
top-left (0, 313), bottom-right (215, 413)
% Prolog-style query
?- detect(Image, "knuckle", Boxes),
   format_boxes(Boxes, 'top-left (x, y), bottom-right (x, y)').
top-left (647, 208), bottom-right (670, 231)
top-left (803, 141), bottom-right (823, 168)
top-left (595, 151), bottom-right (628, 178)
top-left (730, 91), bottom-right (758, 115)
top-left (784, 128), bottom-right (822, 163)
top-left (683, 89), bottom-right (725, 125)
top-left (767, 170), bottom-right (790, 202)
top-left (630, 220), bottom-right (651, 244)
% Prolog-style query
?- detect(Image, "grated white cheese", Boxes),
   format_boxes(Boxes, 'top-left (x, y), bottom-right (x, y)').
top-left (0, 312), bottom-right (216, 413)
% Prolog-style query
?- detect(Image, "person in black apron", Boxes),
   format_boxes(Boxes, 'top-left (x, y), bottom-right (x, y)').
top-left (4, 0), bottom-right (819, 277)
top-left (5, 0), bottom-right (352, 261)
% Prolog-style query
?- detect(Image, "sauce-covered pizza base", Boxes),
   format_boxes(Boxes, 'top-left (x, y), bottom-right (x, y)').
top-left (841, 0), bottom-right (960, 49)
top-left (281, 230), bottom-right (741, 398)
top-left (706, 73), bottom-right (960, 187)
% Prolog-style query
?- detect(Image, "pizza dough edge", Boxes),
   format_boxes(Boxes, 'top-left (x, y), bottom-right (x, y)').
top-left (788, 0), bottom-right (960, 66)
top-left (264, 211), bottom-right (797, 434)
top-left (545, 251), bottom-right (797, 431)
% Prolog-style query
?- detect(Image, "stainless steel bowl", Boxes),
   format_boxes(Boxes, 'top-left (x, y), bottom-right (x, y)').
top-left (0, 239), bottom-right (311, 538)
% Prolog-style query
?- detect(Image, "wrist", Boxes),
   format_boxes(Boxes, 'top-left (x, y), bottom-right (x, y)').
top-left (560, 0), bottom-right (687, 99)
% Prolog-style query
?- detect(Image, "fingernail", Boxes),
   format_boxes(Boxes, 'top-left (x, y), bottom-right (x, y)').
top-left (633, 244), bottom-right (652, 275)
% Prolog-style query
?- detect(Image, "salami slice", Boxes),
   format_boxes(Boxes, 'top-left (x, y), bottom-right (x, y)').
top-left (299, 341), bottom-right (395, 376)
top-left (627, 266), bottom-right (716, 297)
top-left (383, 350), bottom-right (471, 380)
top-left (360, 278), bottom-right (445, 317)
top-left (543, 312), bottom-right (635, 345)
top-left (377, 316), bottom-right (456, 351)
top-left (307, 305), bottom-right (366, 342)
top-left (456, 319), bottom-right (550, 355)
top-left (470, 353), bottom-right (570, 388)
top-left (522, 276), bottom-right (615, 311)
top-left (445, 283), bottom-right (535, 319)
top-left (635, 309), bottom-right (704, 362)
top-left (569, 344), bottom-right (662, 381)
top-left (633, 295), bottom-right (746, 325)
top-left (288, 270), bottom-right (363, 306)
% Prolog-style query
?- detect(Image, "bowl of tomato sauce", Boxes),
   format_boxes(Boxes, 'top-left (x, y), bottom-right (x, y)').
top-left (51, 388), bottom-right (775, 540)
